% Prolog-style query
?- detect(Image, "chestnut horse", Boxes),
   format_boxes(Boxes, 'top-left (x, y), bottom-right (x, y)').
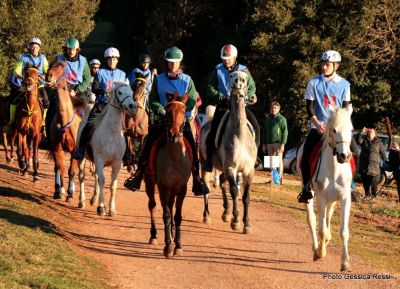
top-left (15, 67), bottom-right (42, 180)
top-left (47, 61), bottom-right (82, 200)
top-left (144, 93), bottom-right (192, 258)
top-left (0, 98), bottom-right (17, 163)
top-left (124, 73), bottom-right (149, 173)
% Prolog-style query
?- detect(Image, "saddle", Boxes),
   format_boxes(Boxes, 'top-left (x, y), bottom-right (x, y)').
top-left (300, 141), bottom-right (356, 177)
top-left (148, 135), bottom-right (193, 177)
top-left (214, 111), bottom-right (256, 149)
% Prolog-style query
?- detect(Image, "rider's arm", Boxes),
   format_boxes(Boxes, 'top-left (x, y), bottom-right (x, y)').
top-left (185, 78), bottom-right (197, 112)
top-left (42, 56), bottom-right (49, 75)
top-left (206, 69), bottom-right (224, 104)
top-left (149, 77), bottom-right (165, 115)
top-left (75, 61), bottom-right (91, 93)
top-left (13, 55), bottom-right (24, 78)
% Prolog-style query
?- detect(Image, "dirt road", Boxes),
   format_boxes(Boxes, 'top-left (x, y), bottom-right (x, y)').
top-left (0, 149), bottom-right (398, 289)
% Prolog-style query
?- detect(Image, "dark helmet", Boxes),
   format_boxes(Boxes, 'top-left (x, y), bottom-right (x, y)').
top-left (139, 54), bottom-right (151, 64)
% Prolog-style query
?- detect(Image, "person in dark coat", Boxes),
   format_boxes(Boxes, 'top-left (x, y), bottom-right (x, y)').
top-left (389, 142), bottom-right (400, 202)
top-left (357, 127), bottom-right (387, 198)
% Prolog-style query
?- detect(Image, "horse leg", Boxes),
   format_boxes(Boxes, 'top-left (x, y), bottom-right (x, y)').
top-left (90, 169), bottom-right (100, 206)
top-left (316, 195), bottom-right (328, 260)
top-left (201, 171), bottom-right (211, 224)
top-left (219, 173), bottom-right (231, 222)
top-left (227, 169), bottom-right (240, 231)
top-left (306, 194), bottom-right (318, 260)
top-left (325, 201), bottom-right (337, 245)
top-left (17, 134), bottom-right (27, 172)
top-left (66, 158), bottom-right (78, 203)
top-left (242, 172), bottom-right (252, 234)
top-left (78, 159), bottom-right (86, 209)
top-left (27, 136), bottom-right (33, 170)
top-left (339, 193), bottom-right (351, 271)
top-left (53, 148), bottom-right (66, 199)
top-left (32, 134), bottom-right (41, 181)
top-left (2, 130), bottom-right (11, 163)
top-left (145, 175), bottom-right (158, 244)
top-left (23, 135), bottom-right (30, 175)
top-left (108, 161), bottom-right (121, 217)
top-left (95, 159), bottom-right (106, 216)
top-left (174, 186), bottom-right (186, 256)
top-left (161, 190), bottom-right (173, 258)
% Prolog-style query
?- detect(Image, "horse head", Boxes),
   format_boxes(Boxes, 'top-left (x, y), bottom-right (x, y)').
top-left (327, 104), bottom-right (353, 163)
top-left (230, 70), bottom-right (248, 102)
top-left (23, 66), bottom-right (39, 92)
top-left (133, 72), bottom-right (150, 105)
top-left (47, 61), bottom-right (67, 89)
top-left (110, 82), bottom-right (137, 115)
top-left (165, 92), bottom-right (187, 142)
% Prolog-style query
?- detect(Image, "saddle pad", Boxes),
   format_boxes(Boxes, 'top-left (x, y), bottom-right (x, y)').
top-left (148, 136), bottom-right (193, 176)
top-left (215, 111), bottom-right (255, 149)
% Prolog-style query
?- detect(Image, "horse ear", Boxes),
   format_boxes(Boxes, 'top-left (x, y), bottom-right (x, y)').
top-left (166, 92), bottom-right (175, 102)
top-left (328, 104), bottom-right (336, 114)
top-left (346, 103), bottom-right (353, 115)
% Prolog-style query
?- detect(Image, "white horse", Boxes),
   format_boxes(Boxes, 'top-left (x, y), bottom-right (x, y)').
top-left (200, 71), bottom-right (258, 233)
top-left (77, 82), bottom-right (136, 216)
top-left (297, 104), bottom-right (354, 271)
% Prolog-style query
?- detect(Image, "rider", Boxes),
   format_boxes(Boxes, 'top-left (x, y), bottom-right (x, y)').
top-left (8, 37), bottom-right (50, 126)
top-left (72, 47), bottom-right (127, 160)
top-left (297, 50), bottom-right (351, 203)
top-left (127, 53), bottom-right (157, 125)
top-left (203, 44), bottom-right (260, 172)
top-left (124, 46), bottom-right (209, 196)
top-left (87, 59), bottom-right (101, 104)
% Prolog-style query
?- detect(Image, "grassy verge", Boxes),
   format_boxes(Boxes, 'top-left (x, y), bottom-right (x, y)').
top-left (0, 186), bottom-right (109, 289)
top-left (251, 179), bottom-right (400, 274)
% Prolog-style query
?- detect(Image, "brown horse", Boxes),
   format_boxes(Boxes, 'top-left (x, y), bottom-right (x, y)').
top-left (144, 93), bottom-right (192, 258)
top-left (47, 61), bottom-right (82, 200)
top-left (0, 98), bottom-right (17, 163)
top-left (123, 73), bottom-right (149, 173)
top-left (14, 67), bottom-right (42, 180)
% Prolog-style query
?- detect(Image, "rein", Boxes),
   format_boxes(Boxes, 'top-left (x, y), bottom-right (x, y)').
top-left (56, 108), bottom-right (76, 134)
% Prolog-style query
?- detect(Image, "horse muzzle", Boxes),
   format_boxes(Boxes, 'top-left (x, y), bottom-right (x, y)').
top-left (336, 152), bottom-right (352, 164)
top-left (124, 103), bottom-right (137, 115)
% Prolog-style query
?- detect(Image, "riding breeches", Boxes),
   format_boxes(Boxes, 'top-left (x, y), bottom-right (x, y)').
top-left (300, 129), bottom-right (323, 189)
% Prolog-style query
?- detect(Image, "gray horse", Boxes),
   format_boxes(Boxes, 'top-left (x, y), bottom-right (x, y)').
top-left (200, 70), bottom-right (257, 234)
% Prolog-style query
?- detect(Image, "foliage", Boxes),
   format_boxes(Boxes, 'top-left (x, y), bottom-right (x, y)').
top-left (0, 0), bottom-right (99, 95)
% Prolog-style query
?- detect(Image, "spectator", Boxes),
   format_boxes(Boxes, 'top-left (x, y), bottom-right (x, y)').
top-left (262, 101), bottom-right (288, 183)
top-left (357, 127), bottom-right (387, 199)
top-left (389, 142), bottom-right (400, 202)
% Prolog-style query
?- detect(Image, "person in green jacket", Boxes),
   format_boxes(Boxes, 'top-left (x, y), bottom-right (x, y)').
top-left (262, 101), bottom-right (288, 183)
top-left (203, 44), bottom-right (260, 172)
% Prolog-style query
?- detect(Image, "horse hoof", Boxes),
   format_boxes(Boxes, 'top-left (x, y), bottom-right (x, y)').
top-left (109, 210), bottom-right (117, 217)
top-left (313, 251), bottom-right (322, 261)
top-left (149, 238), bottom-right (158, 245)
top-left (53, 192), bottom-right (62, 199)
top-left (243, 226), bottom-right (252, 234)
top-left (163, 248), bottom-right (174, 259)
top-left (6, 156), bottom-right (11, 163)
top-left (66, 195), bottom-right (73, 203)
top-left (97, 206), bottom-right (106, 216)
top-left (203, 216), bottom-right (212, 225)
top-left (222, 213), bottom-right (232, 222)
top-left (78, 202), bottom-right (85, 209)
top-left (174, 247), bottom-right (183, 256)
top-left (90, 197), bottom-right (97, 206)
top-left (231, 221), bottom-right (241, 231)
top-left (33, 175), bottom-right (40, 182)
top-left (340, 263), bottom-right (351, 272)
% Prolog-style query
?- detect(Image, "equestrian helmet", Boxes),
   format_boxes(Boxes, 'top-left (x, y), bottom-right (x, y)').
top-left (139, 54), bottom-right (151, 64)
top-left (164, 47), bottom-right (183, 62)
top-left (104, 47), bottom-right (120, 58)
top-left (28, 37), bottom-right (41, 46)
top-left (220, 44), bottom-right (238, 60)
top-left (320, 50), bottom-right (341, 63)
top-left (89, 59), bottom-right (101, 67)
top-left (63, 37), bottom-right (80, 49)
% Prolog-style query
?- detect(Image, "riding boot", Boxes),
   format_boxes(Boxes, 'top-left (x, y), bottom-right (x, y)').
top-left (192, 160), bottom-right (210, 196)
top-left (72, 123), bottom-right (91, 160)
top-left (9, 104), bottom-right (17, 125)
top-left (297, 185), bottom-right (313, 203)
top-left (245, 107), bottom-right (260, 147)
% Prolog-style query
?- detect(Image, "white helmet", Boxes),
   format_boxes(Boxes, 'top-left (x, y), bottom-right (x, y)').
top-left (320, 50), bottom-right (341, 62)
top-left (89, 59), bottom-right (101, 66)
top-left (28, 37), bottom-right (41, 46)
top-left (104, 47), bottom-right (120, 58)
top-left (220, 44), bottom-right (238, 60)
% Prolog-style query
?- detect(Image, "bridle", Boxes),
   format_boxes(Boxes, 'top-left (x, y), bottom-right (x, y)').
top-left (166, 100), bottom-right (186, 142)
top-left (108, 84), bottom-right (133, 112)
top-left (328, 126), bottom-right (352, 157)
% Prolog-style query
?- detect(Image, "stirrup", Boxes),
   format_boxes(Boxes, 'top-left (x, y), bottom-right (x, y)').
top-left (297, 188), bottom-right (313, 204)
top-left (193, 177), bottom-right (209, 196)
top-left (124, 174), bottom-right (143, 191)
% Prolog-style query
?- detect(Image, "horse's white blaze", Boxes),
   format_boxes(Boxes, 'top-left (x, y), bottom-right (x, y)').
top-left (298, 104), bottom-right (353, 271)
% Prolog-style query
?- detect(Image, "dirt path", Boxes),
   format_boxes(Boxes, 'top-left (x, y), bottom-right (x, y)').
top-left (0, 149), bottom-right (398, 289)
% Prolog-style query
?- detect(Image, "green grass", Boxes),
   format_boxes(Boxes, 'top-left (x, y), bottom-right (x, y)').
top-left (0, 187), bottom-right (109, 289)
top-left (251, 180), bottom-right (400, 273)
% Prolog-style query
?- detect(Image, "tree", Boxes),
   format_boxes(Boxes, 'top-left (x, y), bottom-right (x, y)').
top-left (0, 0), bottom-right (99, 95)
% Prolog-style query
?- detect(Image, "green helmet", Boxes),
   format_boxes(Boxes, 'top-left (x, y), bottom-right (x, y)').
top-left (164, 46), bottom-right (183, 62)
top-left (63, 37), bottom-right (80, 49)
